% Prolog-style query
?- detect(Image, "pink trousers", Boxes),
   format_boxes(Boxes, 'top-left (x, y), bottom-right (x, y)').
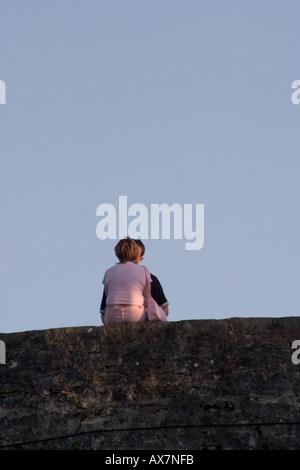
top-left (103, 305), bottom-right (148, 325)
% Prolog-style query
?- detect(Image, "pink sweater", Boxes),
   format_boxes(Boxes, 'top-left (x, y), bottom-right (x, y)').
top-left (102, 261), bottom-right (151, 307)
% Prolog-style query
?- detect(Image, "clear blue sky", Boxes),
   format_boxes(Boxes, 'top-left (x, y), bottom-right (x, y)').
top-left (1, 0), bottom-right (299, 333)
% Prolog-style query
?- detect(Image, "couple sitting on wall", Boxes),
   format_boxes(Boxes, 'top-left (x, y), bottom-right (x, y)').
top-left (100, 237), bottom-right (169, 325)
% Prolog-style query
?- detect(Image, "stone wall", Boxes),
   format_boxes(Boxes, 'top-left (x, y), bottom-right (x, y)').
top-left (1, 317), bottom-right (300, 450)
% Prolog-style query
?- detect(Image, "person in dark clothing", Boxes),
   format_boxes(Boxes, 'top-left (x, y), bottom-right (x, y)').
top-left (99, 239), bottom-right (169, 323)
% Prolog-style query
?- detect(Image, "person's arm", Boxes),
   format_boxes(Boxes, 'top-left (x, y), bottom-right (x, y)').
top-left (99, 288), bottom-right (107, 315)
top-left (143, 281), bottom-right (151, 300)
top-left (162, 304), bottom-right (169, 317)
top-left (150, 274), bottom-right (169, 316)
top-left (142, 266), bottom-right (152, 305)
top-left (100, 271), bottom-right (109, 325)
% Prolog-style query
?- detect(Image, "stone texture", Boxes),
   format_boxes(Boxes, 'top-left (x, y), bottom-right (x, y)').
top-left (1, 317), bottom-right (300, 450)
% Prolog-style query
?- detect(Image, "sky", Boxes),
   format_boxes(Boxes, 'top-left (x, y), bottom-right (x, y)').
top-left (0, 0), bottom-right (299, 333)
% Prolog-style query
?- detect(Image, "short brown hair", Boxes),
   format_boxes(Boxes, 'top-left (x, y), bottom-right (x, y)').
top-left (114, 237), bottom-right (139, 263)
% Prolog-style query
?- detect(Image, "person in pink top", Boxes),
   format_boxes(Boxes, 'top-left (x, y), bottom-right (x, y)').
top-left (102, 237), bottom-right (167, 325)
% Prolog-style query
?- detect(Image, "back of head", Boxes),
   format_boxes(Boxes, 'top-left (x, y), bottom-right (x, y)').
top-left (115, 237), bottom-right (139, 263)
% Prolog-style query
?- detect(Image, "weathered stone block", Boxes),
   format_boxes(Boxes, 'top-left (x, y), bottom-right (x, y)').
top-left (1, 318), bottom-right (300, 449)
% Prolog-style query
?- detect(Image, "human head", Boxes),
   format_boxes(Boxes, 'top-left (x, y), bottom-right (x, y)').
top-left (134, 239), bottom-right (145, 258)
top-left (114, 237), bottom-right (139, 263)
